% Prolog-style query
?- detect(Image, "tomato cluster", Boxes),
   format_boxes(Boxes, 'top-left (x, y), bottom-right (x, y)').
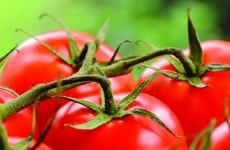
top-left (0, 16), bottom-right (230, 150)
top-left (0, 30), bottom-right (188, 150)
top-left (0, 31), bottom-right (135, 134)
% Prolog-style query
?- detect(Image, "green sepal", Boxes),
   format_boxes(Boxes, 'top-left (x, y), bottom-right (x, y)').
top-left (187, 77), bottom-right (207, 88)
top-left (77, 44), bottom-right (88, 64)
top-left (127, 108), bottom-right (178, 138)
top-left (10, 136), bottom-right (32, 150)
top-left (134, 40), bottom-right (159, 50)
top-left (166, 56), bottom-right (185, 73)
top-left (78, 42), bottom-right (97, 74)
top-left (60, 96), bottom-right (101, 113)
top-left (15, 29), bottom-right (74, 66)
top-left (95, 19), bottom-right (110, 48)
top-left (39, 13), bottom-right (80, 62)
top-left (151, 66), bottom-right (207, 88)
top-left (141, 65), bottom-right (187, 81)
top-left (189, 119), bottom-right (216, 150)
top-left (203, 64), bottom-right (230, 72)
top-left (66, 113), bottom-right (112, 130)
top-left (187, 11), bottom-right (203, 74)
top-left (0, 46), bottom-right (17, 68)
top-left (118, 71), bottom-right (159, 111)
top-left (108, 40), bottom-right (132, 65)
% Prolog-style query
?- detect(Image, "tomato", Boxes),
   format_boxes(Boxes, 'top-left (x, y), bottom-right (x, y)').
top-left (0, 30), bottom-right (135, 132)
top-left (0, 90), bottom-right (33, 137)
top-left (138, 40), bottom-right (230, 143)
top-left (8, 137), bottom-right (53, 150)
top-left (43, 93), bottom-right (187, 150)
top-left (0, 30), bottom-right (134, 95)
top-left (211, 122), bottom-right (230, 150)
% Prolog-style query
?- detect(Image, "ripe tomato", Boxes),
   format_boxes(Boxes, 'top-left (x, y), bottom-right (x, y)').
top-left (0, 30), bottom-right (135, 132)
top-left (211, 122), bottom-right (230, 150)
top-left (0, 90), bottom-right (33, 137)
top-left (138, 40), bottom-right (230, 143)
top-left (8, 137), bottom-right (53, 150)
top-left (0, 30), bottom-right (134, 95)
top-left (43, 93), bottom-right (188, 150)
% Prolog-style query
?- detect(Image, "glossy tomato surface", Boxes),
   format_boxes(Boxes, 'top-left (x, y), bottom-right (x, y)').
top-left (139, 40), bottom-right (230, 143)
top-left (43, 93), bottom-right (188, 150)
top-left (0, 31), bottom-right (135, 132)
top-left (211, 122), bottom-right (230, 150)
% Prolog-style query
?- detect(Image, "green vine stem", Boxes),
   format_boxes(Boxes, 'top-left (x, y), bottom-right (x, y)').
top-left (103, 47), bottom-right (194, 77)
top-left (0, 45), bottom-right (196, 121)
top-left (0, 75), bottom-right (115, 120)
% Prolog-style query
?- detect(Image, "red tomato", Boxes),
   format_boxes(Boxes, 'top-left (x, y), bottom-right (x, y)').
top-left (0, 30), bottom-right (135, 132)
top-left (43, 93), bottom-right (187, 150)
top-left (138, 40), bottom-right (230, 143)
top-left (211, 122), bottom-right (230, 150)
top-left (8, 137), bottom-right (53, 150)
top-left (0, 90), bottom-right (33, 137)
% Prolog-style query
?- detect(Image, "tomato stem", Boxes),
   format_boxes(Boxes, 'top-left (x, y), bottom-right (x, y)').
top-left (0, 75), bottom-right (116, 120)
top-left (108, 40), bottom-right (132, 65)
top-left (103, 48), bottom-right (195, 77)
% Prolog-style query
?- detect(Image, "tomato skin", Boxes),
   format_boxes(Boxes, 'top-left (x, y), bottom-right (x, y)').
top-left (43, 93), bottom-right (187, 150)
top-left (138, 40), bottom-right (230, 143)
top-left (211, 122), bottom-right (230, 150)
top-left (0, 30), bottom-right (135, 132)
top-left (0, 90), bottom-right (33, 137)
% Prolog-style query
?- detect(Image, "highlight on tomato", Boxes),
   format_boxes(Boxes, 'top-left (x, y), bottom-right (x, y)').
top-left (211, 121), bottom-right (230, 150)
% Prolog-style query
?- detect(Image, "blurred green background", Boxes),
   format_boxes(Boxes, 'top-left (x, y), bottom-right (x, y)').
top-left (0, 0), bottom-right (229, 77)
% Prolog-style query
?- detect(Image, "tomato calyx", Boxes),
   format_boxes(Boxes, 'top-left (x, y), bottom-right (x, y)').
top-left (58, 72), bottom-right (177, 137)
top-left (16, 15), bottom-right (109, 69)
top-left (39, 13), bottom-right (81, 65)
top-left (161, 11), bottom-right (230, 88)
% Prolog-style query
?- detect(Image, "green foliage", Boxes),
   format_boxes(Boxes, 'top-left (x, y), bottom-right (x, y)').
top-left (0, 0), bottom-right (220, 57)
